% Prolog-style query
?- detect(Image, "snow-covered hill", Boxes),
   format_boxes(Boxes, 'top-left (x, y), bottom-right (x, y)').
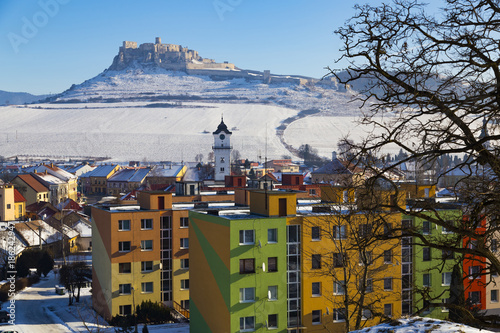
top-left (0, 90), bottom-right (51, 106)
top-left (0, 65), bottom-right (380, 162)
top-left (54, 66), bottom-right (361, 116)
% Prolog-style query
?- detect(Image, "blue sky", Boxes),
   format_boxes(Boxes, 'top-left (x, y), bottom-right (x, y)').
top-left (0, 0), bottom-right (443, 95)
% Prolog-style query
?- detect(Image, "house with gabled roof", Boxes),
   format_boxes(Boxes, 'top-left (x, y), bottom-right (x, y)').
top-left (311, 151), bottom-right (362, 186)
top-left (107, 167), bottom-right (152, 196)
top-left (24, 164), bottom-right (78, 203)
top-left (146, 164), bottom-right (187, 185)
top-left (14, 188), bottom-right (26, 220)
top-left (11, 174), bottom-right (50, 206)
top-left (84, 164), bottom-right (121, 195)
top-left (13, 219), bottom-right (78, 255)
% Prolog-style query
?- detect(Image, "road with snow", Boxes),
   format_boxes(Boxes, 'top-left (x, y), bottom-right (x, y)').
top-left (9, 273), bottom-right (70, 333)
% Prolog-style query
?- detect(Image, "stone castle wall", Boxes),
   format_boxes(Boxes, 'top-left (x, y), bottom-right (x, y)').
top-left (109, 37), bottom-right (317, 85)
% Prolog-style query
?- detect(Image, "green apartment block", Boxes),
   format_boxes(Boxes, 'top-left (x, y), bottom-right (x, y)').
top-left (189, 203), bottom-right (289, 332)
top-left (407, 208), bottom-right (462, 319)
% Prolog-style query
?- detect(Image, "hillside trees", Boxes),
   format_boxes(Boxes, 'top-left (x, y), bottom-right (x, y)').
top-left (332, 0), bottom-right (500, 324)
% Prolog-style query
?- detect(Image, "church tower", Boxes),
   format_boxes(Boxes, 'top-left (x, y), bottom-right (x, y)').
top-left (213, 117), bottom-right (232, 181)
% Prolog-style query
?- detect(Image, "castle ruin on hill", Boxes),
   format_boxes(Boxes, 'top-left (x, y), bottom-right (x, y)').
top-left (108, 37), bottom-right (327, 86)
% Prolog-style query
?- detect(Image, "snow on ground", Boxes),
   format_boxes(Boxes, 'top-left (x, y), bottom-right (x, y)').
top-left (0, 101), bottom-right (353, 162)
top-left (351, 316), bottom-right (495, 333)
top-left (7, 269), bottom-right (188, 333)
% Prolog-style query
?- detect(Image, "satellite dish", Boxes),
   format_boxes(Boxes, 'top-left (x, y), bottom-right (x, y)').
top-left (266, 320), bottom-right (268, 328)
top-left (262, 263), bottom-right (266, 272)
top-left (326, 307), bottom-right (330, 315)
top-left (258, 240), bottom-right (262, 248)
top-left (268, 290), bottom-right (271, 300)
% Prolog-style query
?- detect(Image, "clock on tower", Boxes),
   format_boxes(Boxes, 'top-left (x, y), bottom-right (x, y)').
top-left (212, 116), bottom-right (233, 181)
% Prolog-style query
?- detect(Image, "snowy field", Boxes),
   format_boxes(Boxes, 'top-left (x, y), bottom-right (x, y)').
top-left (0, 101), bottom-right (371, 162)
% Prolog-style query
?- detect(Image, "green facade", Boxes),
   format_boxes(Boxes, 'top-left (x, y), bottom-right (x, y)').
top-left (409, 209), bottom-right (462, 319)
top-left (190, 210), bottom-right (288, 332)
top-left (229, 217), bottom-right (288, 332)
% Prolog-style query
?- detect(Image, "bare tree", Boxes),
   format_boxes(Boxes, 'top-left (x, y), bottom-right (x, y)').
top-left (331, 0), bottom-right (500, 325)
top-left (302, 186), bottom-right (401, 332)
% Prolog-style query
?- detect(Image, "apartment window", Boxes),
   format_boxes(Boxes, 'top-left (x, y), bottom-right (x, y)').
top-left (118, 241), bottom-right (131, 252)
top-left (469, 291), bottom-right (481, 304)
top-left (180, 217), bottom-right (189, 228)
top-left (384, 250), bottom-right (392, 263)
top-left (422, 221), bottom-right (431, 234)
top-left (384, 223), bottom-right (393, 236)
top-left (268, 228), bottom-right (277, 243)
top-left (119, 262), bottom-right (131, 274)
top-left (469, 265), bottom-right (481, 278)
top-left (268, 285), bottom-right (278, 300)
top-left (118, 219), bottom-right (131, 231)
top-left (239, 287), bottom-right (255, 303)
top-left (267, 257), bottom-right (278, 272)
top-left (180, 279), bottom-right (189, 290)
top-left (240, 316), bottom-right (255, 331)
top-left (312, 282), bottom-right (321, 296)
top-left (180, 259), bottom-right (189, 269)
top-left (384, 303), bottom-right (393, 317)
top-left (311, 254), bottom-right (321, 269)
top-left (423, 273), bottom-right (431, 287)
top-left (359, 224), bottom-right (372, 238)
top-left (240, 259), bottom-right (255, 274)
top-left (311, 226), bottom-right (321, 240)
top-left (362, 309), bottom-right (373, 320)
top-left (6, 204), bottom-right (11, 209)
top-left (141, 261), bottom-right (153, 272)
top-left (492, 239), bottom-right (498, 252)
top-left (119, 284), bottom-right (131, 295)
top-left (140, 219), bottom-right (153, 230)
top-left (443, 221), bottom-right (453, 234)
top-left (384, 277), bottom-right (393, 291)
top-left (469, 239), bottom-right (478, 249)
top-left (359, 251), bottom-right (372, 265)
top-left (423, 247), bottom-right (431, 261)
top-left (141, 282), bottom-right (153, 293)
top-left (180, 299), bottom-right (189, 310)
top-left (442, 272), bottom-right (452, 286)
top-left (491, 290), bottom-right (499, 302)
top-left (359, 279), bottom-right (373, 293)
top-left (333, 308), bottom-right (346, 322)
top-left (180, 238), bottom-right (189, 249)
top-left (267, 314), bottom-right (278, 329)
top-left (239, 230), bottom-right (255, 245)
top-left (312, 310), bottom-right (321, 325)
top-left (333, 252), bottom-right (345, 268)
top-left (442, 298), bottom-right (450, 312)
top-left (334, 280), bottom-right (346, 295)
top-left (442, 249), bottom-right (454, 260)
top-left (140, 240), bottom-right (153, 251)
top-left (119, 305), bottom-right (132, 316)
top-left (333, 225), bottom-right (347, 239)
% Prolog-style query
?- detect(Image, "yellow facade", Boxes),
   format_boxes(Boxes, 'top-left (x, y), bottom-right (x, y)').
top-left (111, 260), bottom-right (162, 316)
top-left (0, 186), bottom-right (16, 221)
top-left (300, 210), bottom-right (402, 331)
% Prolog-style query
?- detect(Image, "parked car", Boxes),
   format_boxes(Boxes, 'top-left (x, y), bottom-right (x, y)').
top-left (0, 310), bottom-right (9, 323)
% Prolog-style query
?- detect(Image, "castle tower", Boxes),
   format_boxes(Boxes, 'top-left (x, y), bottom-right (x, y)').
top-left (213, 117), bottom-right (232, 181)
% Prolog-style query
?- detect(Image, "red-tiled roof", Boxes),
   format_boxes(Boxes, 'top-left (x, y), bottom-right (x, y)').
top-left (14, 189), bottom-right (26, 202)
top-left (16, 174), bottom-right (49, 193)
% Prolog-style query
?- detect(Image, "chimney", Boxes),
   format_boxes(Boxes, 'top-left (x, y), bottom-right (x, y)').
top-left (332, 151), bottom-right (337, 161)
